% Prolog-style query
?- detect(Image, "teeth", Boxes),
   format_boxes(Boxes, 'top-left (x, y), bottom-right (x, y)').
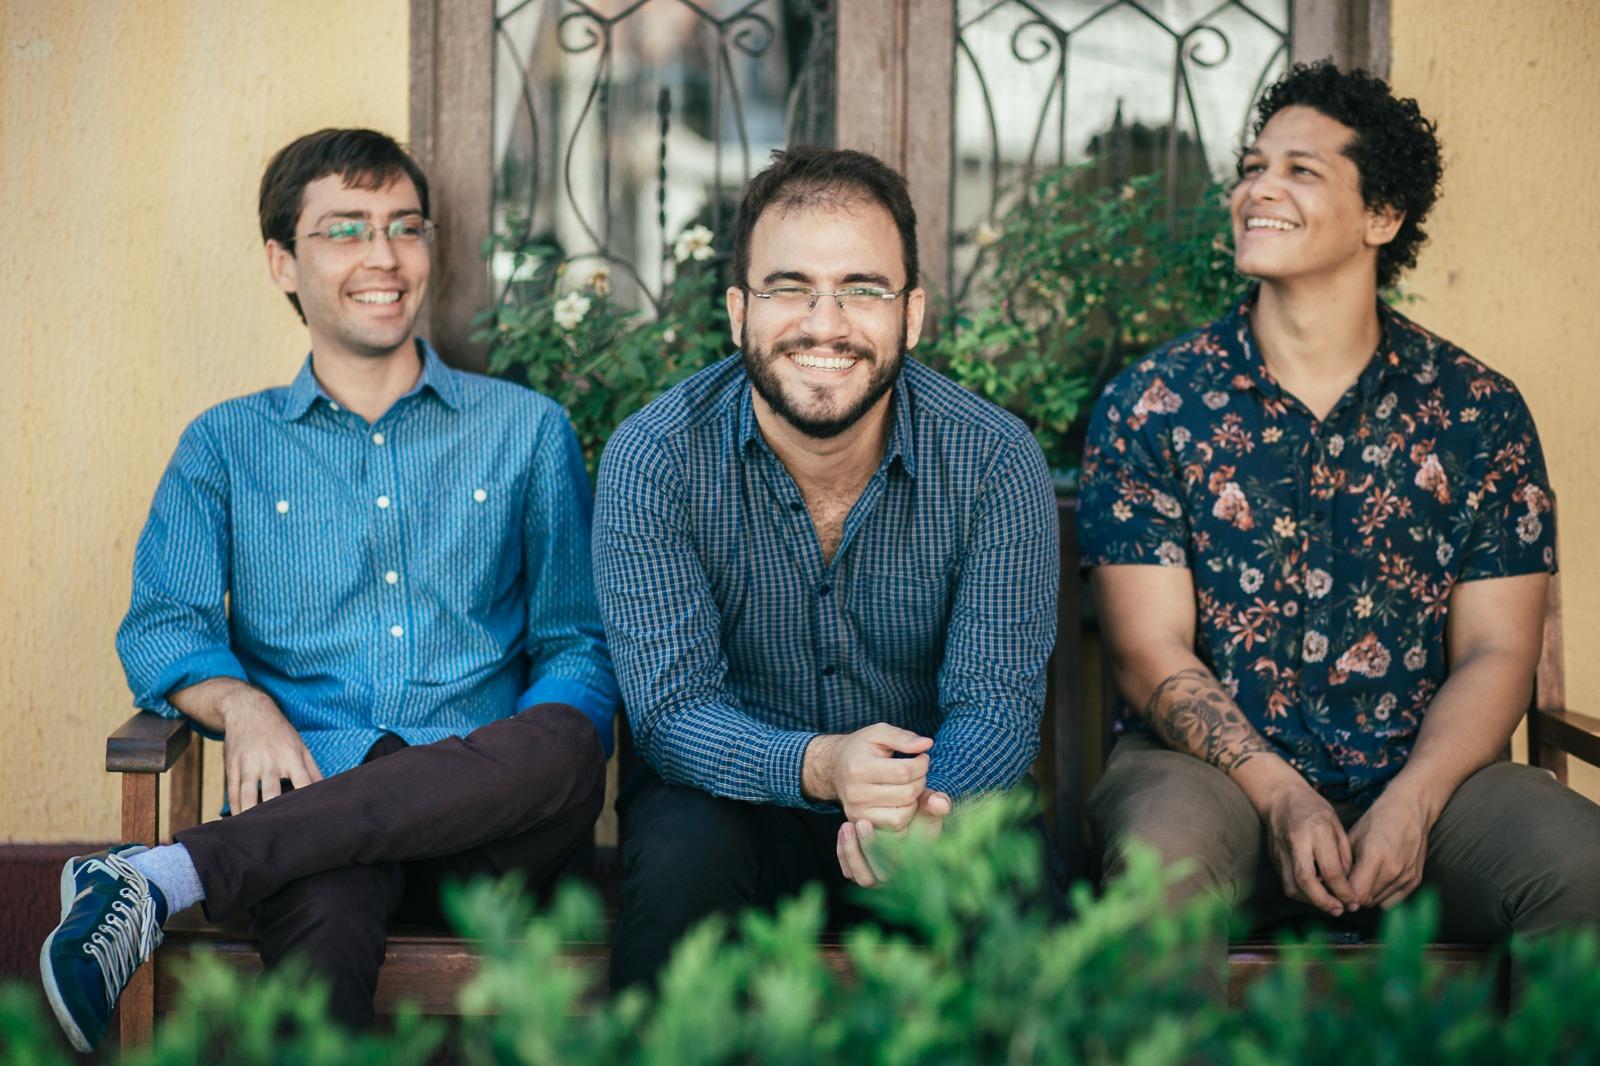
top-left (1246, 218), bottom-right (1297, 231)
top-left (352, 291), bottom-right (401, 304)
top-left (791, 353), bottom-right (855, 370)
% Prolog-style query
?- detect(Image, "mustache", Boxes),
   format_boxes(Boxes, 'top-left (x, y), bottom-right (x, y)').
top-left (768, 334), bottom-right (876, 361)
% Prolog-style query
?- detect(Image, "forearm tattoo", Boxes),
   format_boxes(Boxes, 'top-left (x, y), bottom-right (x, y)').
top-left (1141, 667), bottom-right (1273, 773)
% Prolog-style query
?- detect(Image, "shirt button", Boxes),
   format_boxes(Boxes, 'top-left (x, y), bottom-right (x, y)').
top-left (384, 570), bottom-right (399, 585)
top-left (275, 500), bottom-right (289, 514)
top-left (329, 401), bottom-right (341, 412)
top-left (822, 666), bottom-right (835, 677)
top-left (372, 432), bottom-right (385, 445)
top-left (376, 495), bottom-right (391, 509)
top-left (473, 488), bottom-right (487, 503)
top-left (818, 584), bottom-right (831, 596)
top-left (389, 625), bottom-right (404, 638)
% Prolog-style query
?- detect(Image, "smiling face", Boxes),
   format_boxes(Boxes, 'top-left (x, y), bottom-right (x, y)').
top-left (265, 173), bottom-right (430, 362)
top-left (1231, 105), bottom-right (1402, 290)
top-left (727, 196), bottom-right (926, 440)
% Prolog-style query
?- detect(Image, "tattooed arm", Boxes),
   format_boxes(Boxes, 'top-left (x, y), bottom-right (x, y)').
top-left (1141, 667), bottom-right (1274, 773)
top-left (1091, 564), bottom-right (1360, 916)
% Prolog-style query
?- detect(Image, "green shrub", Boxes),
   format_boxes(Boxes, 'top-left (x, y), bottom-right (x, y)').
top-left (926, 168), bottom-right (1240, 476)
top-left (473, 230), bottom-right (731, 475)
top-left (6, 795), bottom-right (1600, 1064)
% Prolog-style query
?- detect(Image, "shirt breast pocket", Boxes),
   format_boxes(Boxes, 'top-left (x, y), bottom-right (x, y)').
top-left (413, 483), bottom-right (520, 614)
top-left (231, 499), bottom-right (343, 638)
top-left (846, 573), bottom-right (949, 667)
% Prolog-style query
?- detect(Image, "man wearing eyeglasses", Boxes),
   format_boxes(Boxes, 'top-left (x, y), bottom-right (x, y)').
top-left (595, 146), bottom-right (1058, 989)
top-left (40, 128), bottom-right (617, 1051)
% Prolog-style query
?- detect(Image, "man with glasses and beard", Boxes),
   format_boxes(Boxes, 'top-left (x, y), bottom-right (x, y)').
top-left (595, 146), bottom-right (1058, 989)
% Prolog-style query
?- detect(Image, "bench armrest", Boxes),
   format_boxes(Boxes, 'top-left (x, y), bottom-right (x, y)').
top-left (1530, 705), bottom-right (1600, 771)
top-left (107, 711), bottom-right (192, 773)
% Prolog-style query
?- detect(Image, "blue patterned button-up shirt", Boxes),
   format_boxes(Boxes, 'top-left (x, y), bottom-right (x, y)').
top-left (1079, 291), bottom-right (1556, 803)
top-left (117, 341), bottom-right (619, 778)
top-left (594, 354), bottom-right (1058, 810)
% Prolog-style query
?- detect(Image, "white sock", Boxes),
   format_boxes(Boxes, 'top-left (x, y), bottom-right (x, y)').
top-left (127, 844), bottom-right (205, 918)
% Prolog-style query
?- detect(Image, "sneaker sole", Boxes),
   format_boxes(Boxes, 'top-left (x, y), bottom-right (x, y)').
top-left (39, 857), bottom-right (94, 1054)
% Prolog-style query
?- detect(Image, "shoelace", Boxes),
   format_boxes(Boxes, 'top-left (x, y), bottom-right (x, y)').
top-left (79, 853), bottom-right (160, 1006)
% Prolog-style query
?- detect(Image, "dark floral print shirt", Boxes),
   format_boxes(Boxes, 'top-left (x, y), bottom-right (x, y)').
top-left (1079, 290), bottom-right (1556, 804)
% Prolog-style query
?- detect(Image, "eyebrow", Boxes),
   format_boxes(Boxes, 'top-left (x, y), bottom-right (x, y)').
top-left (1240, 146), bottom-right (1328, 164)
top-left (758, 269), bottom-right (897, 287)
top-left (313, 207), bottom-right (425, 226)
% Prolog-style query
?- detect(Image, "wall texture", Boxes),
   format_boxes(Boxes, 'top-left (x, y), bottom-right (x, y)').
top-left (0, 2), bottom-right (408, 840)
top-left (1389, 0), bottom-right (1600, 793)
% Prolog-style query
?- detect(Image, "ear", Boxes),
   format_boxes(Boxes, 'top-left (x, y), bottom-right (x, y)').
top-left (1365, 203), bottom-right (1405, 249)
top-left (903, 287), bottom-right (927, 351)
top-left (726, 285), bottom-right (746, 350)
top-left (265, 239), bottom-right (299, 297)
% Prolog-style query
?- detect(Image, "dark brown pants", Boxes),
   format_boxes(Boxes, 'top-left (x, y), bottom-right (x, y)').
top-left (175, 703), bottom-right (605, 1027)
top-left (1089, 734), bottom-right (1600, 940)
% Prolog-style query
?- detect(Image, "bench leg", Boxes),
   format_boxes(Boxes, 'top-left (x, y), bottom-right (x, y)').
top-left (119, 773), bottom-right (159, 1048)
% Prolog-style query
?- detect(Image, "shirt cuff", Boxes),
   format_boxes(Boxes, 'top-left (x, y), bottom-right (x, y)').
top-left (145, 648), bottom-right (250, 732)
top-left (517, 677), bottom-right (618, 758)
top-left (768, 731), bottom-right (837, 812)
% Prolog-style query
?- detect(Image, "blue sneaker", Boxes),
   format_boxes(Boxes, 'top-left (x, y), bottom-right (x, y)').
top-left (39, 844), bottom-right (169, 1053)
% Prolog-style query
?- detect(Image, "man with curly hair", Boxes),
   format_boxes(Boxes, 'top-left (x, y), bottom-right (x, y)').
top-left (1078, 61), bottom-right (1600, 943)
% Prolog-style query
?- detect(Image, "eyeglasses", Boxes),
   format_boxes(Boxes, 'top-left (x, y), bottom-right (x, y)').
top-left (748, 285), bottom-right (907, 316)
top-left (292, 217), bottom-right (437, 247)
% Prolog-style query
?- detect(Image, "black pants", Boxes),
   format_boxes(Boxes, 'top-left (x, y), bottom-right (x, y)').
top-left (608, 751), bottom-right (875, 992)
top-left (175, 703), bottom-right (605, 1028)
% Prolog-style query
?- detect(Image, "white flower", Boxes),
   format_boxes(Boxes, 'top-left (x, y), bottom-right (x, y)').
top-left (1239, 567), bottom-right (1264, 593)
top-left (1327, 434), bottom-right (1345, 457)
top-left (1171, 426), bottom-right (1191, 451)
top-left (552, 291), bottom-right (591, 331)
top-left (1436, 542), bottom-right (1454, 566)
top-left (662, 327), bottom-right (678, 344)
top-left (1153, 492), bottom-right (1182, 519)
top-left (1376, 392), bottom-right (1398, 419)
top-left (1375, 692), bottom-right (1397, 720)
top-left (974, 221), bottom-right (1002, 247)
top-left (1156, 541), bottom-right (1186, 567)
top-left (1416, 362), bottom-right (1438, 385)
top-left (1203, 390), bottom-right (1229, 410)
top-left (1306, 568), bottom-right (1332, 599)
top-left (1404, 645), bottom-right (1427, 671)
top-left (674, 224), bottom-right (715, 263)
top-left (1517, 513), bottom-right (1543, 545)
top-left (1303, 631), bottom-right (1329, 663)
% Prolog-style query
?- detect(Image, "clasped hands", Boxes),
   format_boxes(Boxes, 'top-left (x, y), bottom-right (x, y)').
top-left (803, 724), bottom-right (950, 889)
top-left (1262, 774), bottom-right (1435, 917)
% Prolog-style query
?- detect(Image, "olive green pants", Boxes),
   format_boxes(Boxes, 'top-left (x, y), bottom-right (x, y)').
top-left (1088, 734), bottom-right (1600, 940)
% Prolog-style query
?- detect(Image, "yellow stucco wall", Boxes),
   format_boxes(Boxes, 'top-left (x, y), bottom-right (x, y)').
top-left (0, 3), bottom-right (409, 841)
top-left (1389, 0), bottom-right (1600, 795)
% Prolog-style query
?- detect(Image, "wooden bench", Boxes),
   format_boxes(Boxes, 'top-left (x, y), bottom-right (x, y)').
top-left (107, 498), bottom-right (1600, 1044)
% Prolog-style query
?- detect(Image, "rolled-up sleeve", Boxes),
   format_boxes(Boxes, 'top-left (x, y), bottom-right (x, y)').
top-left (116, 419), bottom-right (249, 717)
top-left (926, 435), bottom-right (1057, 799)
top-left (594, 420), bottom-right (824, 808)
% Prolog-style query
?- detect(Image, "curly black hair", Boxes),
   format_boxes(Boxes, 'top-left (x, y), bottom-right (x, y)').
top-left (1251, 61), bottom-right (1442, 289)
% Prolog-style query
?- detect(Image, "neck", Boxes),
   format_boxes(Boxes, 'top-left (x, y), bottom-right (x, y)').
top-left (752, 390), bottom-right (893, 492)
top-left (1252, 271), bottom-right (1382, 385)
top-left (308, 337), bottom-right (424, 423)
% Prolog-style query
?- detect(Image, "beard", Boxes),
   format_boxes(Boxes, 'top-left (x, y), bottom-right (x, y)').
top-left (741, 314), bottom-right (907, 440)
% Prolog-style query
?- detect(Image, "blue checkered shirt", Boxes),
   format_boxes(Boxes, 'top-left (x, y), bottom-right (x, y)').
top-left (117, 341), bottom-right (619, 778)
top-left (594, 354), bottom-right (1057, 809)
